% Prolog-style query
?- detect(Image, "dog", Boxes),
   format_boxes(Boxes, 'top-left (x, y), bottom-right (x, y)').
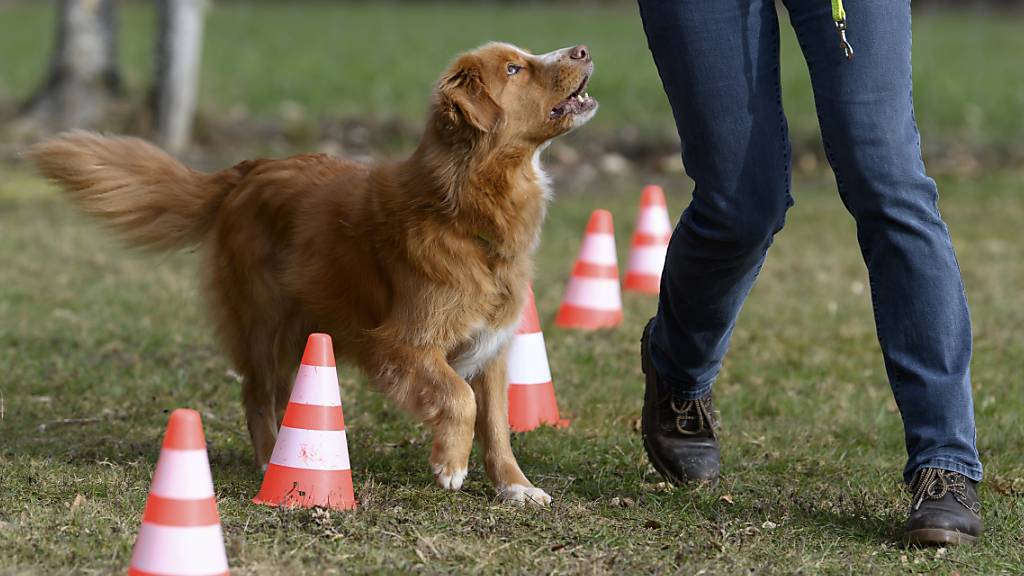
top-left (27, 42), bottom-right (597, 505)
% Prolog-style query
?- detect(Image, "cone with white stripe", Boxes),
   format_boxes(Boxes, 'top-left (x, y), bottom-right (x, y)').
top-left (253, 333), bottom-right (356, 510)
top-left (555, 209), bottom-right (624, 329)
top-left (624, 185), bottom-right (672, 294)
top-left (508, 285), bottom-right (569, 432)
top-left (129, 409), bottom-right (229, 576)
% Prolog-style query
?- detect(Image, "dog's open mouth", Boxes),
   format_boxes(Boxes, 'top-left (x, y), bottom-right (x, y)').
top-left (549, 74), bottom-right (597, 119)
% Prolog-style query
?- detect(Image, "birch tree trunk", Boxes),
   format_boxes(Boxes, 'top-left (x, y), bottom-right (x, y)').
top-left (153, 0), bottom-right (207, 155)
top-left (21, 0), bottom-right (122, 130)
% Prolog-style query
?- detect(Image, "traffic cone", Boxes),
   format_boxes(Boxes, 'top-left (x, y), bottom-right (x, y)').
top-left (624, 185), bottom-right (673, 294)
top-left (253, 333), bottom-right (356, 510)
top-left (508, 285), bottom-right (568, 432)
top-left (129, 409), bottom-right (229, 576)
top-left (555, 209), bottom-right (623, 329)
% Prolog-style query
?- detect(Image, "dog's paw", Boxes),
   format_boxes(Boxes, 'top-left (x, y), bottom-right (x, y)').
top-left (431, 462), bottom-right (468, 491)
top-left (497, 484), bottom-right (552, 507)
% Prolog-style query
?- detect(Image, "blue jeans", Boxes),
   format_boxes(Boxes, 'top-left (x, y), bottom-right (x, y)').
top-left (638, 0), bottom-right (982, 484)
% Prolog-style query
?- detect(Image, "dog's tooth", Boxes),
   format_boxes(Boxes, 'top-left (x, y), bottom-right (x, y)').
top-left (584, 92), bottom-right (589, 99)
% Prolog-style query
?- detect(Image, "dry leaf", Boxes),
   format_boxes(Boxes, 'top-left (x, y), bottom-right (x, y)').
top-left (70, 494), bottom-right (86, 514)
top-left (610, 496), bottom-right (635, 508)
top-left (651, 482), bottom-right (675, 493)
top-left (988, 476), bottom-right (1022, 496)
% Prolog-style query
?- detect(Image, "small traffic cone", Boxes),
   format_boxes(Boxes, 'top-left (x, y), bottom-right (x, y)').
top-left (508, 285), bottom-right (568, 432)
top-left (129, 409), bottom-right (229, 576)
top-left (555, 209), bottom-right (623, 329)
top-left (624, 185), bottom-right (673, 294)
top-left (253, 333), bottom-right (356, 510)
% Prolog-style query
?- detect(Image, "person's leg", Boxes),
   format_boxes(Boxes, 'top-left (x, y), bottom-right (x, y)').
top-left (638, 0), bottom-right (793, 400)
top-left (782, 0), bottom-right (982, 486)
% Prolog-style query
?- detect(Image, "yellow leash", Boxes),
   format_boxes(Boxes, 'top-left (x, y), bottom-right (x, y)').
top-left (832, 0), bottom-right (854, 60)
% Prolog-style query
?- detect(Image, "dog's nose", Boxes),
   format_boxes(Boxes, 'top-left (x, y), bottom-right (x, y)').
top-left (569, 45), bottom-right (590, 62)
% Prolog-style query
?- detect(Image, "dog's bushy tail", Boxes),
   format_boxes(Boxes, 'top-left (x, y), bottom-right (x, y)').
top-left (25, 131), bottom-right (238, 252)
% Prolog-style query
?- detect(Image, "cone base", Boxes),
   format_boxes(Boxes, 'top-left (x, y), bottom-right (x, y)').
top-left (130, 565), bottom-right (230, 569)
top-left (253, 464), bottom-right (357, 510)
top-left (509, 381), bottom-right (569, 432)
top-left (624, 272), bottom-right (661, 294)
top-left (555, 304), bottom-right (623, 330)
top-left (129, 523), bottom-right (228, 576)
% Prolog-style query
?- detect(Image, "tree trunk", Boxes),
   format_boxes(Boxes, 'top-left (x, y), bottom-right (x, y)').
top-left (21, 0), bottom-right (122, 130)
top-left (153, 0), bottom-right (207, 155)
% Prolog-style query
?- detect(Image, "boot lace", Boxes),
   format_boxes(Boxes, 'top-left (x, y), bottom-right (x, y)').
top-left (669, 398), bottom-right (717, 436)
top-left (910, 468), bottom-right (980, 514)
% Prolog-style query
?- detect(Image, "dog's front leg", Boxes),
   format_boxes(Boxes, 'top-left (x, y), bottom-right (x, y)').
top-left (373, 344), bottom-right (476, 491)
top-left (470, 352), bottom-right (552, 506)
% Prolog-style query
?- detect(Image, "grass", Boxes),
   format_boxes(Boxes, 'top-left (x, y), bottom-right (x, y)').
top-left (1, 2), bottom-right (1023, 148)
top-left (1, 1), bottom-right (1022, 573)
top-left (1, 162), bottom-right (1022, 574)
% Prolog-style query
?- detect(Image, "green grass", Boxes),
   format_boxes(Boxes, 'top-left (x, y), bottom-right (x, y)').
top-left (1, 164), bottom-right (1022, 574)
top-left (1, 1), bottom-right (1023, 572)
top-left (1, 2), bottom-right (1023, 147)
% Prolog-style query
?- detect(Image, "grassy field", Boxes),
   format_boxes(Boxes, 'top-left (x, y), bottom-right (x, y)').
top-left (1, 2), bottom-right (1023, 148)
top-left (1, 164), bottom-right (1022, 573)
top-left (2, 0), bottom-right (1023, 573)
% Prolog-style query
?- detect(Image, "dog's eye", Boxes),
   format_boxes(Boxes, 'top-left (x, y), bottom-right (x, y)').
top-left (506, 63), bottom-right (523, 76)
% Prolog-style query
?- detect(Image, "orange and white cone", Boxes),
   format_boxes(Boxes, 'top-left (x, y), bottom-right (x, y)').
top-left (129, 409), bottom-right (229, 576)
top-left (555, 209), bottom-right (623, 329)
top-left (508, 285), bottom-right (568, 432)
top-left (253, 333), bottom-right (356, 510)
top-left (624, 185), bottom-right (673, 294)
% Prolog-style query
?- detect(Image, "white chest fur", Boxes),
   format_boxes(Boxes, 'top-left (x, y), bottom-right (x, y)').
top-left (450, 323), bottom-right (518, 380)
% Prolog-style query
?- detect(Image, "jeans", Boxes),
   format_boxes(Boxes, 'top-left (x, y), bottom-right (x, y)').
top-left (638, 0), bottom-right (982, 484)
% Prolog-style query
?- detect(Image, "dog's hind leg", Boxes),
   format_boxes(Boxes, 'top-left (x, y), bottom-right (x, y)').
top-left (272, 320), bottom-right (313, 429)
top-left (470, 352), bottom-right (551, 506)
top-left (243, 317), bottom-right (311, 469)
top-left (219, 307), bottom-right (301, 470)
top-left (241, 365), bottom-right (279, 471)
top-left (209, 299), bottom-right (279, 469)
top-left (369, 341), bottom-right (476, 491)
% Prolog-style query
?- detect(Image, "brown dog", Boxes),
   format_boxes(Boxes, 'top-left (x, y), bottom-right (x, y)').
top-left (28, 42), bottom-right (596, 505)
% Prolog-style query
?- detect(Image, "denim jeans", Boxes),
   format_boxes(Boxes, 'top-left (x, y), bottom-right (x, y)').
top-left (638, 0), bottom-right (982, 483)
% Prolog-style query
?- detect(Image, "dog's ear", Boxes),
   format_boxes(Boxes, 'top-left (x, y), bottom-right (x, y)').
top-left (436, 55), bottom-right (503, 134)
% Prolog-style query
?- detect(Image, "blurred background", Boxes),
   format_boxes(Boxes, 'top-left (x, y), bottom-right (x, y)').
top-left (1, 0), bottom-right (1021, 184)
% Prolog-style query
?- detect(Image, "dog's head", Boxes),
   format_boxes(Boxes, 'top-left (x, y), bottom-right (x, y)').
top-left (433, 42), bottom-right (597, 146)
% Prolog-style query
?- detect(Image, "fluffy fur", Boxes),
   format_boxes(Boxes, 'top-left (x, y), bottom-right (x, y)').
top-left (27, 42), bottom-right (597, 505)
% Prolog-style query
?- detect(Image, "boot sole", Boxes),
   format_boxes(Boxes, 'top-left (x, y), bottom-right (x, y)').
top-left (904, 528), bottom-right (978, 547)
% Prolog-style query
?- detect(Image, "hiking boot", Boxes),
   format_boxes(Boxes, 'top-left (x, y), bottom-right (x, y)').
top-left (905, 468), bottom-right (982, 546)
top-left (640, 318), bottom-right (720, 485)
